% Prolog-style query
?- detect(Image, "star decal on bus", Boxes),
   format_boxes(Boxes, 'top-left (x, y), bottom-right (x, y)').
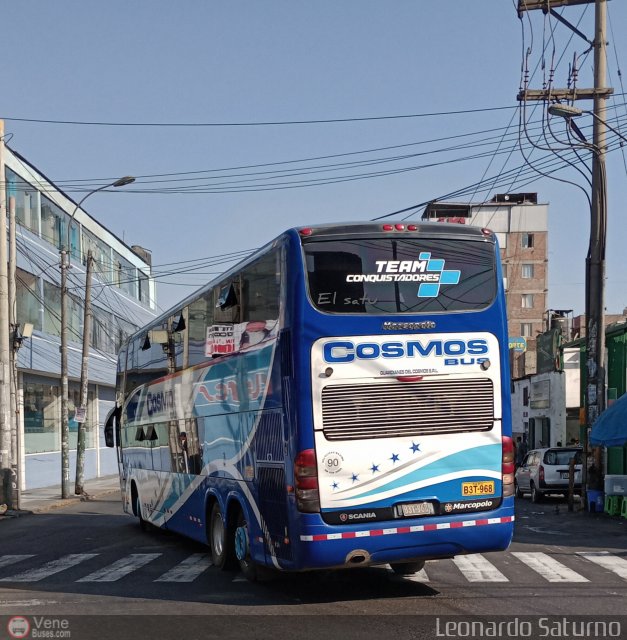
top-left (410, 441), bottom-right (421, 454)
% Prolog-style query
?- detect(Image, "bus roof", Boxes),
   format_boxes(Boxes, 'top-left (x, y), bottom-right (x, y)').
top-left (127, 221), bottom-right (495, 341)
top-left (293, 221), bottom-right (494, 240)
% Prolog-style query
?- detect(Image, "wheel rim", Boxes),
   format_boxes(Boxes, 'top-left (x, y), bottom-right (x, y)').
top-left (235, 525), bottom-right (248, 562)
top-left (212, 512), bottom-right (224, 556)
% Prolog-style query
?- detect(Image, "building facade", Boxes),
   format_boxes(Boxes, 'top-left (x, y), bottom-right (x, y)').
top-left (510, 347), bottom-right (581, 448)
top-left (423, 193), bottom-right (548, 377)
top-left (2, 143), bottom-right (158, 490)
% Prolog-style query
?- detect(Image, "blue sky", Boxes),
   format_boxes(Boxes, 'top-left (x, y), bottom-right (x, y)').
top-left (2, 1), bottom-right (627, 317)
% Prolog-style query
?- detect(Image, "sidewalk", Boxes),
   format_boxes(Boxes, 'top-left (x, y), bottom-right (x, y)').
top-left (0, 475), bottom-right (120, 518)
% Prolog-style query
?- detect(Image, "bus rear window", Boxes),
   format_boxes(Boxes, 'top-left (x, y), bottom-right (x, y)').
top-left (304, 238), bottom-right (496, 314)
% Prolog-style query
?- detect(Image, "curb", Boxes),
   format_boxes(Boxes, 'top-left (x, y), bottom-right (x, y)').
top-left (30, 487), bottom-right (120, 514)
top-left (0, 486), bottom-right (120, 518)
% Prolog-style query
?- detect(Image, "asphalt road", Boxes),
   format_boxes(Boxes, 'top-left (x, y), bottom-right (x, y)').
top-left (0, 493), bottom-right (625, 639)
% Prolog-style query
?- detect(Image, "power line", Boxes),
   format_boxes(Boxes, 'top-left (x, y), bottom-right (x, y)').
top-left (0, 105), bottom-right (519, 128)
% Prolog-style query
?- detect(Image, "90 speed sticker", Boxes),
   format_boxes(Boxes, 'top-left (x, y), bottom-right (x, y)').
top-left (321, 451), bottom-right (344, 474)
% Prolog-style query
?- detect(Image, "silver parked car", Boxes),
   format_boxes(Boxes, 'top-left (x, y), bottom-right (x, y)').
top-left (515, 447), bottom-right (583, 502)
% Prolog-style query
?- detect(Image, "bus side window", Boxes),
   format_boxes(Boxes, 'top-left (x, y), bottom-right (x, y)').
top-left (242, 249), bottom-right (280, 324)
top-left (125, 388), bottom-right (142, 425)
top-left (104, 406), bottom-right (121, 448)
top-left (169, 420), bottom-right (201, 474)
top-left (188, 291), bottom-right (214, 366)
top-left (214, 280), bottom-right (240, 323)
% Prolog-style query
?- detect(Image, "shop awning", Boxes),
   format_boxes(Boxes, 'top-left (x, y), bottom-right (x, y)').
top-left (590, 393), bottom-right (627, 447)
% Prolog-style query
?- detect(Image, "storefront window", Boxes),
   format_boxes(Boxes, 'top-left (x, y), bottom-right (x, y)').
top-left (6, 167), bottom-right (39, 235)
top-left (40, 196), bottom-right (65, 249)
top-left (69, 220), bottom-right (80, 261)
top-left (24, 382), bottom-right (97, 453)
top-left (69, 294), bottom-right (83, 343)
top-left (43, 282), bottom-right (82, 341)
top-left (83, 229), bottom-right (113, 282)
top-left (113, 251), bottom-right (137, 298)
top-left (43, 281), bottom-right (61, 337)
top-left (16, 268), bottom-right (42, 331)
top-left (138, 271), bottom-right (150, 307)
top-left (91, 307), bottom-right (114, 353)
top-left (24, 383), bottom-right (59, 454)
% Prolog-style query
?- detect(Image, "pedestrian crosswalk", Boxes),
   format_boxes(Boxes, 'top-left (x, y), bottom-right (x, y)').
top-left (452, 554), bottom-right (508, 582)
top-left (77, 553), bottom-right (161, 583)
top-left (577, 551), bottom-right (627, 581)
top-left (153, 553), bottom-right (212, 583)
top-left (511, 552), bottom-right (589, 582)
top-left (0, 551), bottom-right (626, 585)
top-left (0, 554), bottom-right (98, 583)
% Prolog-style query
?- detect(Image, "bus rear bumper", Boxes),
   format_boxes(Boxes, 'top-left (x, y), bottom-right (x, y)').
top-left (293, 502), bottom-right (515, 570)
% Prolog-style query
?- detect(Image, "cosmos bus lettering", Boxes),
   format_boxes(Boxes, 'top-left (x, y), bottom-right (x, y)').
top-left (323, 339), bottom-right (489, 363)
top-left (146, 390), bottom-right (175, 417)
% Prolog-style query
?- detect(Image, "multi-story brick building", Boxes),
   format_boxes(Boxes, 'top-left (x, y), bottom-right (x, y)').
top-left (423, 192), bottom-right (548, 377)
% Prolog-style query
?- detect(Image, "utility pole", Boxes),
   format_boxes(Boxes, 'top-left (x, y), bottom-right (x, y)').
top-left (75, 250), bottom-right (93, 495)
top-left (8, 195), bottom-right (19, 510)
top-left (517, 0), bottom-right (610, 506)
top-left (0, 120), bottom-right (13, 511)
top-left (60, 242), bottom-right (71, 498)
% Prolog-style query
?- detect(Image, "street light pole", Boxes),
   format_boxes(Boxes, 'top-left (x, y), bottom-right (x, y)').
top-left (60, 176), bottom-right (135, 498)
top-left (546, 0), bottom-right (608, 507)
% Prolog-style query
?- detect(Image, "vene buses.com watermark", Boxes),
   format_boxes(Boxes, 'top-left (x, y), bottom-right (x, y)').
top-left (7, 616), bottom-right (71, 639)
top-left (435, 616), bottom-right (621, 638)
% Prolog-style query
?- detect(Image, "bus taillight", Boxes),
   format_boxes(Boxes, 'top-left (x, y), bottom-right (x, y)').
top-left (295, 449), bottom-right (320, 513)
top-left (502, 436), bottom-right (515, 497)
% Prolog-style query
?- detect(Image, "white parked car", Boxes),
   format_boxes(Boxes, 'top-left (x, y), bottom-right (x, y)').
top-left (515, 447), bottom-right (583, 502)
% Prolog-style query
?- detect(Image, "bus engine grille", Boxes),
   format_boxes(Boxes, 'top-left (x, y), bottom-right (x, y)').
top-left (321, 378), bottom-right (494, 440)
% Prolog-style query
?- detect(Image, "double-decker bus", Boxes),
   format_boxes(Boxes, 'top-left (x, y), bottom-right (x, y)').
top-left (106, 222), bottom-right (514, 580)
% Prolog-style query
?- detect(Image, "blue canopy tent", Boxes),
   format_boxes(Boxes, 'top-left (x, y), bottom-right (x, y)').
top-left (590, 393), bottom-right (627, 447)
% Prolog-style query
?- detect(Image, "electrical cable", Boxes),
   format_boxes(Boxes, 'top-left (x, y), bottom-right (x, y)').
top-left (0, 104), bottom-right (520, 128)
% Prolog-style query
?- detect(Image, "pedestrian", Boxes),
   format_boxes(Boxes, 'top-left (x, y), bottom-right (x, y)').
top-left (515, 436), bottom-right (526, 467)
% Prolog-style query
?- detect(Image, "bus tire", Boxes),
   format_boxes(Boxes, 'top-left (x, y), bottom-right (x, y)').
top-left (131, 483), bottom-right (147, 531)
top-left (234, 510), bottom-right (258, 582)
top-left (209, 502), bottom-right (229, 569)
top-left (390, 561), bottom-right (425, 575)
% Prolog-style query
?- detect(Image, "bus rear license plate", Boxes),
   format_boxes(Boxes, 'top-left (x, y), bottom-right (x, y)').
top-left (461, 481), bottom-right (495, 496)
top-left (401, 502), bottom-right (434, 517)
